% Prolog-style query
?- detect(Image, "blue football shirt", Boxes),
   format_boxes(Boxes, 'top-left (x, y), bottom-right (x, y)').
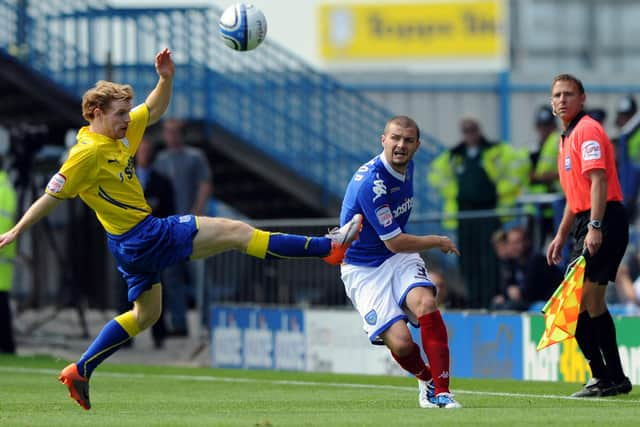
top-left (341, 154), bottom-right (415, 267)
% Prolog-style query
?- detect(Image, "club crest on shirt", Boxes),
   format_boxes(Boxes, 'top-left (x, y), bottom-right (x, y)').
top-left (364, 309), bottom-right (377, 325)
top-left (581, 140), bottom-right (601, 161)
top-left (375, 204), bottom-right (393, 227)
top-left (46, 173), bottom-right (66, 193)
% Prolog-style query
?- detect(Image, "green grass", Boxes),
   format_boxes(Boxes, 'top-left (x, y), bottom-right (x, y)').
top-left (1, 355), bottom-right (639, 426)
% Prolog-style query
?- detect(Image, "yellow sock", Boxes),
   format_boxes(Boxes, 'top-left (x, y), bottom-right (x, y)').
top-left (115, 311), bottom-right (141, 337)
top-left (245, 229), bottom-right (270, 259)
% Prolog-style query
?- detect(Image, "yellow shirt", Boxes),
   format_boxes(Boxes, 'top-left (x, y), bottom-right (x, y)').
top-left (45, 104), bottom-right (152, 235)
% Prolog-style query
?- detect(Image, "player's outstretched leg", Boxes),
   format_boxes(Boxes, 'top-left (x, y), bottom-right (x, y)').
top-left (59, 363), bottom-right (91, 410)
top-left (192, 214), bottom-right (363, 264)
top-left (244, 214), bottom-right (363, 264)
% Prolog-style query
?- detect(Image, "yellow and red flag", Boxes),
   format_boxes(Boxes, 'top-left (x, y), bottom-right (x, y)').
top-left (537, 254), bottom-right (586, 351)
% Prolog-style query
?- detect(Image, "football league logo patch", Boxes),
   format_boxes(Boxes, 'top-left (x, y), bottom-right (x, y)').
top-left (364, 309), bottom-right (378, 325)
top-left (46, 173), bottom-right (66, 194)
top-left (581, 140), bottom-right (601, 161)
top-left (375, 205), bottom-right (393, 227)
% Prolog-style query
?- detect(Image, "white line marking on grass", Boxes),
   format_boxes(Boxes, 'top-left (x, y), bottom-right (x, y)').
top-left (3, 366), bottom-right (639, 404)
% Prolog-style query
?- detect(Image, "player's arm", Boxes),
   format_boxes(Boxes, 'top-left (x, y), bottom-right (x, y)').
top-left (384, 233), bottom-right (460, 255)
top-left (356, 174), bottom-right (459, 256)
top-left (0, 194), bottom-right (62, 249)
top-left (145, 48), bottom-right (175, 125)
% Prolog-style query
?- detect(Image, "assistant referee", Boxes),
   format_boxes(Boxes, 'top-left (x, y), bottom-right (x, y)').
top-left (546, 74), bottom-right (631, 398)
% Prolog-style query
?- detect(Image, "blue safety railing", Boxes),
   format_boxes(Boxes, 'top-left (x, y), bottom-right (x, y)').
top-left (0, 0), bottom-right (445, 217)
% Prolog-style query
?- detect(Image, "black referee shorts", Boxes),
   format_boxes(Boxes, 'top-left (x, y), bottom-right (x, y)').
top-left (572, 201), bottom-right (628, 284)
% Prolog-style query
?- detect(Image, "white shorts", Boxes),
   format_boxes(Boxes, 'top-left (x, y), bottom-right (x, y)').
top-left (340, 253), bottom-right (435, 343)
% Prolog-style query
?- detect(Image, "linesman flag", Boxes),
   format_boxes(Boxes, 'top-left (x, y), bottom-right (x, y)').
top-left (536, 254), bottom-right (586, 351)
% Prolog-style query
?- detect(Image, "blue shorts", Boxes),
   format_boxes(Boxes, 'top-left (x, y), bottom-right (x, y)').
top-left (107, 215), bottom-right (199, 301)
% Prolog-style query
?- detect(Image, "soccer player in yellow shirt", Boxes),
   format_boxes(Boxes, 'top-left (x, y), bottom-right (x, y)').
top-left (0, 48), bottom-right (362, 410)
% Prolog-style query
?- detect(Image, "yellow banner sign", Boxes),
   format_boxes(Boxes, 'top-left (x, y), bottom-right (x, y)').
top-left (319, 1), bottom-right (506, 60)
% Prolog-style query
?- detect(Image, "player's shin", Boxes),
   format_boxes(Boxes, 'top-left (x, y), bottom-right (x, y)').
top-left (75, 311), bottom-right (141, 378)
top-left (391, 342), bottom-right (432, 381)
top-left (245, 229), bottom-right (331, 259)
top-left (418, 311), bottom-right (451, 395)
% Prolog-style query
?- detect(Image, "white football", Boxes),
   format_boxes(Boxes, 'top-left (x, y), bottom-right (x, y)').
top-left (219, 3), bottom-right (267, 51)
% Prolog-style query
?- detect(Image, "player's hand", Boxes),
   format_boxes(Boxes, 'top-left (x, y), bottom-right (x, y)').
top-left (438, 235), bottom-right (460, 256)
top-left (155, 48), bottom-right (175, 80)
top-left (0, 230), bottom-right (17, 249)
top-left (584, 228), bottom-right (602, 256)
top-left (546, 235), bottom-right (565, 265)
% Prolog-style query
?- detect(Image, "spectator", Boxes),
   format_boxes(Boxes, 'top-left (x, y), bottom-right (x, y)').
top-left (154, 118), bottom-right (212, 336)
top-left (491, 226), bottom-right (563, 311)
top-left (117, 138), bottom-right (176, 348)
top-left (428, 116), bottom-right (529, 308)
top-left (491, 228), bottom-right (511, 293)
top-left (613, 94), bottom-right (640, 223)
top-left (0, 158), bottom-right (17, 353)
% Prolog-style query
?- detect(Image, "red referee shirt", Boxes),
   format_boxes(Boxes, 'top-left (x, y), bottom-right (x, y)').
top-left (558, 112), bottom-right (623, 214)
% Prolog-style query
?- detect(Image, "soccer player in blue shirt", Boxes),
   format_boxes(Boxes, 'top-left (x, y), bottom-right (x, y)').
top-left (339, 116), bottom-right (461, 408)
top-left (0, 48), bottom-right (362, 410)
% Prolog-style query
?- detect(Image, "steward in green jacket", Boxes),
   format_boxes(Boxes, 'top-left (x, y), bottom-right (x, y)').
top-left (428, 132), bottom-right (530, 230)
top-left (427, 117), bottom-right (530, 308)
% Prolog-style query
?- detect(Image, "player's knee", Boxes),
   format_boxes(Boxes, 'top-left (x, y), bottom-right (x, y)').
top-left (383, 329), bottom-right (414, 355)
top-left (211, 217), bottom-right (254, 248)
top-left (134, 305), bottom-right (162, 330)
top-left (412, 294), bottom-right (438, 317)
top-left (228, 219), bottom-right (254, 242)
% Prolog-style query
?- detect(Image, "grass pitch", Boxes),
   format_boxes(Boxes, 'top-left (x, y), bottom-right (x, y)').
top-left (1, 355), bottom-right (639, 426)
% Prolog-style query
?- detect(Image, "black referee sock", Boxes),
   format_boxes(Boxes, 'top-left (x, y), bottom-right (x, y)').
top-left (574, 311), bottom-right (608, 381)
top-left (593, 310), bottom-right (626, 383)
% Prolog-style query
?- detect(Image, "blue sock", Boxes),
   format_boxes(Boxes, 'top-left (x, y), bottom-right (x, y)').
top-left (76, 319), bottom-right (132, 378)
top-left (265, 233), bottom-right (331, 259)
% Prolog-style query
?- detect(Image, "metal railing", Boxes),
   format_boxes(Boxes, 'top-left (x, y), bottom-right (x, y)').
top-left (198, 209), bottom-right (531, 312)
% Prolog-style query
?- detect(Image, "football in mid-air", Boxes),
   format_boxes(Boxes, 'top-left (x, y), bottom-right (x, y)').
top-left (218, 3), bottom-right (267, 51)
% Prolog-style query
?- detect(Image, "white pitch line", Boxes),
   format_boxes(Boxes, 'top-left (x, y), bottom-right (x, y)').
top-left (2, 366), bottom-right (639, 404)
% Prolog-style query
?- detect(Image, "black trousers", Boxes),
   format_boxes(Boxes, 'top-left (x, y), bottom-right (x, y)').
top-left (0, 291), bottom-right (16, 354)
